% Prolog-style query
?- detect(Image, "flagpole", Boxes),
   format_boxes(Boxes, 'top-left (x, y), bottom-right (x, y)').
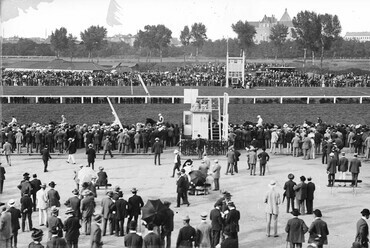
top-left (226, 37), bottom-right (229, 88)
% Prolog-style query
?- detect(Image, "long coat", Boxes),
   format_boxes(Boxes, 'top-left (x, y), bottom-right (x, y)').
top-left (349, 158), bottom-right (362, 174)
top-left (308, 218), bottom-right (329, 245)
top-left (0, 211), bottom-right (13, 241)
top-left (264, 187), bottom-right (281, 215)
top-left (48, 188), bottom-right (61, 207)
top-left (8, 207), bottom-right (21, 233)
top-left (327, 157), bottom-right (338, 174)
top-left (100, 197), bottom-right (114, 219)
top-left (294, 182), bottom-right (307, 201)
top-left (355, 218), bottom-right (369, 245)
top-left (176, 225), bottom-right (196, 248)
top-left (338, 157), bottom-right (349, 172)
top-left (196, 222), bottom-right (212, 248)
top-left (124, 232), bottom-right (143, 248)
top-left (306, 182), bottom-right (316, 201)
top-left (209, 208), bottom-right (223, 231)
top-left (128, 194), bottom-right (144, 216)
top-left (284, 180), bottom-right (297, 198)
top-left (65, 196), bottom-right (81, 219)
top-left (90, 222), bottom-right (102, 248)
top-left (285, 217), bottom-right (308, 243)
top-left (63, 216), bottom-right (81, 241)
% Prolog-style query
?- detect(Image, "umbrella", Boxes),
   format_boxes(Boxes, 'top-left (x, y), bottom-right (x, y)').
top-left (78, 166), bottom-right (97, 185)
top-left (189, 170), bottom-right (206, 187)
top-left (141, 199), bottom-right (167, 226)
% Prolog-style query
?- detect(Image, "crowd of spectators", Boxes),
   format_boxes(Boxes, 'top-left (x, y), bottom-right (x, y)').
top-left (2, 63), bottom-right (369, 87)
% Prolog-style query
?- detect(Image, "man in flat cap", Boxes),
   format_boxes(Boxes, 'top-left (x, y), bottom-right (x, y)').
top-left (355, 209), bottom-right (370, 248)
top-left (176, 215), bottom-right (196, 248)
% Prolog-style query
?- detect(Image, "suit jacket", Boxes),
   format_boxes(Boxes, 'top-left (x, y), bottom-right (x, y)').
top-left (306, 182), bottom-right (316, 201)
top-left (258, 151), bottom-right (270, 164)
top-left (162, 208), bottom-right (174, 232)
top-left (220, 237), bottom-right (238, 248)
top-left (355, 218), bottom-right (369, 245)
top-left (349, 158), bottom-right (362, 174)
top-left (143, 232), bottom-right (161, 248)
top-left (284, 180), bottom-right (297, 198)
top-left (80, 196), bottom-right (95, 218)
top-left (225, 208), bottom-right (240, 233)
top-left (115, 198), bottom-right (128, 220)
top-left (176, 225), bottom-right (196, 248)
top-left (18, 180), bottom-right (32, 197)
top-left (46, 236), bottom-right (68, 248)
top-left (63, 216), bottom-right (80, 241)
top-left (209, 208), bottom-right (223, 231)
top-left (128, 195), bottom-right (144, 216)
top-left (264, 188), bottom-right (281, 215)
top-left (86, 148), bottom-right (96, 163)
top-left (294, 182), bottom-right (307, 200)
top-left (8, 207), bottom-right (21, 232)
top-left (308, 218), bottom-right (329, 245)
top-left (338, 157), bottom-right (349, 172)
top-left (36, 189), bottom-right (49, 209)
top-left (177, 175), bottom-right (188, 194)
top-left (0, 211), bottom-right (13, 241)
top-left (152, 141), bottom-right (162, 154)
top-left (30, 179), bottom-right (42, 194)
top-left (285, 217), bottom-right (308, 243)
top-left (41, 148), bottom-right (52, 161)
top-left (21, 194), bottom-right (33, 213)
top-left (196, 222), bottom-right (212, 248)
top-left (47, 215), bottom-right (64, 238)
top-left (212, 164), bottom-right (221, 179)
top-left (65, 196), bottom-right (81, 219)
top-left (0, 166), bottom-right (5, 180)
top-left (90, 223), bottom-right (102, 248)
top-left (327, 157), bottom-right (338, 174)
top-left (226, 151), bottom-right (236, 163)
top-left (48, 189), bottom-right (61, 207)
top-left (124, 232), bottom-right (143, 248)
top-left (101, 197), bottom-right (114, 219)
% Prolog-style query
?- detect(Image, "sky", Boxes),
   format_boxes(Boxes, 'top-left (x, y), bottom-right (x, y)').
top-left (1, 0), bottom-right (370, 40)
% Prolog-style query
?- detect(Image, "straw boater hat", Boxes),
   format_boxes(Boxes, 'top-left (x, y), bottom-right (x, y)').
top-left (174, 149), bottom-right (179, 154)
top-left (200, 212), bottom-right (207, 220)
top-left (131, 188), bottom-right (138, 193)
top-left (7, 199), bottom-right (15, 207)
top-left (268, 180), bottom-right (277, 188)
top-left (183, 215), bottom-right (190, 221)
top-left (65, 207), bottom-right (74, 215)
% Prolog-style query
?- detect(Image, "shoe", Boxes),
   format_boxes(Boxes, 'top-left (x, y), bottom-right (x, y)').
top-left (170, 176), bottom-right (174, 178)
top-left (174, 206), bottom-right (180, 208)
top-left (187, 203), bottom-right (190, 207)
top-left (40, 224), bottom-right (44, 226)
top-left (225, 173), bottom-right (228, 175)
top-left (44, 170), bottom-right (48, 172)
top-left (66, 161), bottom-right (69, 163)
top-left (266, 234), bottom-right (270, 237)
top-left (274, 235), bottom-right (279, 237)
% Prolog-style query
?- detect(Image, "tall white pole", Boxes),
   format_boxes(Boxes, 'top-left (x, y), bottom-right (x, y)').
top-left (226, 38), bottom-right (229, 88)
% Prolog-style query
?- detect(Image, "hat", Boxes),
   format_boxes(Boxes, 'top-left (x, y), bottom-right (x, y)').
top-left (118, 191), bottom-right (123, 197)
top-left (50, 226), bottom-right (59, 235)
top-left (227, 201), bottom-right (235, 207)
top-left (88, 143), bottom-right (93, 148)
top-left (31, 228), bottom-right (44, 240)
top-left (341, 152), bottom-right (346, 156)
top-left (51, 206), bottom-right (59, 214)
top-left (354, 153), bottom-right (358, 157)
top-left (82, 190), bottom-right (92, 196)
top-left (68, 138), bottom-right (73, 141)
top-left (361, 209), bottom-right (370, 216)
top-left (307, 177), bottom-right (312, 181)
top-left (182, 215), bottom-right (190, 221)
top-left (93, 214), bottom-right (102, 223)
top-left (313, 209), bottom-right (322, 217)
top-left (23, 172), bottom-right (30, 178)
top-left (224, 192), bottom-right (232, 198)
top-left (155, 137), bottom-right (160, 141)
top-left (65, 207), bottom-right (74, 215)
top-left (7, 199), bottom-right (15, 207)
top-left (72, 189), bottom-right (79, 195)
top-left (291, 209), bottom-right (301, 216)
top-left (107, 191), bottom-right (114, 197)
top-left (131, 188), bottom-right (138, 193)
top-left (180, 169), bottom-right (186, 173)
top-left (114, 185), bottom-right (121, 191)
top-left (200, 212), bottom-right (207, 219)
top-left (268, 180), bottom-right (277, 187)
top-left (49, 181), bottom-right (56, 187)
top-left (329, 153), bottom-right (334, 157)
top-left (33, 174), bottom-right (37, 178)
top-left (288, 173), bottom-right (294, 180)
top-left (214, 159), bottom-right (218, 163)
top-left (40, 183), bottom-right (46, 188)
top-left (163, 201), bottom-right (171, 206)
top-left (174, 149), bottom-right (179, 154)
top-left (99, 166), bottom-right (104, 170)
top-left (129, 221), bottom-right (137, 230)
top-left (300, 176), bottom-right (306, 182)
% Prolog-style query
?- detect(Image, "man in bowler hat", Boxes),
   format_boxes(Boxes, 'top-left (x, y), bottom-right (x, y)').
top-left (284, 173), bottom-right (296, 213)
top-left (355, 208), bottom-right (370, 248)
top-left (285, 209), bottom-right (308, 248)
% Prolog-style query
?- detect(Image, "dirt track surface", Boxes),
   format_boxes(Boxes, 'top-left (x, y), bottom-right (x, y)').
top-left (1, 148), bottom-right (370, 248)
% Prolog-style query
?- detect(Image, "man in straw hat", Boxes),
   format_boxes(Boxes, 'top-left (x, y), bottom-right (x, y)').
top-left (196, 212), bottom-right (212, 247)
top-left (152, 137), bottom-right (163, 165)
top-left (308, 209), bottom-right (329, 248)
top-left (64, 207), bottom-right (81, 248)
top-left (355, 208), bottom-right (370, 247)
top-left (36, 183), bottom-right (48, 226)
top-left (171, 149), bottom-right (181, 177)
top-left (176, 215), bottom-right (196, 247)
top-left (126, 188), bottom-right (144, 234)
top-left (264, 180), bottom-right (281, 237)
top-left (285, 209), bottom-right (308, 248)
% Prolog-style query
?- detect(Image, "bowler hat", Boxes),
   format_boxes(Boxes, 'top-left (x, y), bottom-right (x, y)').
top-left (131, 188), bottom-right (138, 193)
top-left (291, 209), bottom-right (301, 216)
top-left (313, 209), bottom-right (322, 217)
top-left (48, 181), bottom-right (56, 187)
top-left (31, 228), bottom-right (44, 240)
top-left (23, 172), bottom-right (30, 178)
top-left (129, 221), bottom-right (137, 230)
top-left (72, 189), bottom-right (79, 195)
top-left (50, 226), bottom-right (59, 235)
top-left (183, 215), bottom-right (190, 221)
top-left (361, 208), bottom-right (370, 216)
top-left (107, 191), bottom-right (114, 197)
top-left (288, 173), bottom-right (294, 180)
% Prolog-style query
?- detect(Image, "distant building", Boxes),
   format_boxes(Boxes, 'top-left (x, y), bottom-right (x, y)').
top-left (170, 37), bottom-right (182, 47)
top-left (344, 32), bottom-right (370, 42)
top-left (105, 34), bottom-right (136, 46)
top-left (250, 9), bottom-right (294, 44)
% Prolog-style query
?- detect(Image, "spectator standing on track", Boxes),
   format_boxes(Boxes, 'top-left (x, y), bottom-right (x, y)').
top-left (8, 199), bottom-right (21, 248)
top-left (248, 147), bottom-right (257, 176)
top-left (101, 191), bottom-right (115, 236)
top-left (175, 169), bottom-right (190, 208)
top-left (47, 181), bottom-right (60, 208)
top-left (20, 193), bottom-right (33, 232)
top-left (40, 145), bottom-right (51, 172)
top-left (144, 223), bottom-right (161, 248)
top-left (284, 173), bottom-right (296, 213)
top-left (196, 134), bottom-right (205, 159)
top-left (86, 144), bottom-right (96, 170)
top-left (355, 208), bottom-right (370, 248)
top-left (171, 149), bottom-right (181, 177)
top-left (258, 148), bottom-right (270, 176)
top-left (0, 163), bottom-right (5, 194)
top-left (196, 212), bottom-right (212, 247)
top-left (36, 183), bottom-right (48, 226)
top-left (90, 214), bottom-right (103, 248)
top-left (326, 153), bottom-right (337, 187)
top-left (225, 147), bottom-right (236, 175)
top-left (15, 129), bottom-right (23, 154)
top-left (161, 201), bottom-right (174, 248)
top-left (294, 176), bottom-right (307, 215)
top-left (102, 136), bottom-right (113, 160)
top-left (63, 207), bottom-right (81, 248)
top-left (114, 191), bottom-right (127, 237)
top-left (306, 177), bottom-right (316, 215)
top-left (338, 152), bottom-right (349, 186)
top-left (264, 180), bottom-right (280, 237)
top-left (285, 209), bottom-right (308, 248)
top-left (124, 221), bottom-right (143, 247)
top-left (80, 190), bottom-right (95, 236)
top-left (210, 201), bottom-right (223, 248)
top-left (349, 153), bottom-right (362, 187)
top-left (30, 174), bottom-right (42, 211)
top-left (176, 215), bottom-right (196, 248)
top-left (47, 207), bottom-right (64, 240)
top-left (308, 209), bottom-right (329, 248)
top-left (126, 188), bottom-right (144, 234)
top-left (66, 138), bottom-right (77, 164)
top-left (152, 137), bottom-right (162, 165)
top-left (211, 160), bottom-right (221, 191)
top-left (2, 141), bottom-right (13, 166)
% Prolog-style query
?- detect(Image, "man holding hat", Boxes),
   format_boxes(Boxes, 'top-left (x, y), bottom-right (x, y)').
top-left (355, 208), bottom-right (370, 248)
top-left (285, 209), bottom-right (308, 248)
top-left (90, 214), bottom-right (103, 248)
top-left (326, 153), bottom-right (337, 187)
top-left (338, 152), bottom-right (349, 187)
top-left (126, 188), bottom-right (144, 234)
top-left (36, 183), bottom-right (48, 226)
top-left (284, 173), bottom-right (297, 213)
top-left (152, 137), bottom-right (163, 165)
top-left (349, 153), bottom-right (362, 187)
top-left (264, 180), bottom-right (281, 237)
top-left (308, 209), bottom-right (329, 248)
top-left (172, 149), bottom-right (181, 177)
top-left (196, 212), bottom-right (212, 247)
top-left (161, 201), bottom-right (174, 248)
top-left (176, 215), bottom-right (196, 248)
top-left (63, 207), bottom-right (81, 248)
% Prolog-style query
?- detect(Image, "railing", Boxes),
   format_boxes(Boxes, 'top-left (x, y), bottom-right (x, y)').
top-left (0, 95), bottom-right (369, 104)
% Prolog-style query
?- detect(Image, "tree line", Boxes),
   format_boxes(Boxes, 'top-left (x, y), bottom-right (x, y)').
top-left (2, 10), bottom-right (370, 62)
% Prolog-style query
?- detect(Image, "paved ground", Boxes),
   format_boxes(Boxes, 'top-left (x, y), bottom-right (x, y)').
top-left (1, 148), bottom-right (369, 248)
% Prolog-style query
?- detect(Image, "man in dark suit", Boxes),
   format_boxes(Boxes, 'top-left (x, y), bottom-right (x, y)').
top-left (126, 188), bottom-right (144, 234)
top-left (171, 149), bottom-right (181, 177)
top-left (47, 181), bottom-right (60, 208)
top-left (294, 176), bottom-right (308, 215)
top-left (176, 215), bottom-right (196, 248)
top-left (161, 201), bottom-right (174, 248)
top-left (81, 190), bottom-right (95, 236)
top-left (326, 153), bottom-right (338, 187)
top-left (257, 148), bottom-right (270, 176)
top-left (97, 167), bottom-right (108, 189)
top-left (144, 223), bottom-right (161, 248)
top-left (0, 162), bottom-right (5, 194)
top-left (224, 202), bottom-right (240, 240)
top-left (176, 169), bottom-right (190, 208)
top-left (124, 221), bottom-right (143, 247)
top-left (46, 226), bottom-right (68, 248)
top-left (338, 152), bottom-right (349, 186)
top-left (41, 145), bottom-right (52, 172)
top-left (349, 153), bottom-right (362, 187)
top-left (306, 177), bottom-right (316, 215)
top-left (114, 191), bottom-right (128, 236)
top-left (7, 199), bottom-right (21, 248)
top-left (284, 173), bottom-right (296, 213)
top-left (225, 148), bottom-right (236, 175)
top-left (64, 189), bottom-right (81, 220)
top-left (17, 173), bottom-right (32, 197)
top-left (63, 207), bottom-right (81, 248)
top-left (220, 227), bottom-right (238, 248)
top-left (30, 174), bottom-right (42, 211)
top-left (101, 191), bottom-right (115, 236)
top-left (355, 208), bottom-right (369, 248)
top-left (210, 202), bottom-right (223, 248)
top-left (86, 143), bottom-right (96, 170)
top-left (20, 193), bottom-right (33, 232)
top-left (90, 214), bottom-right (103, 248)
top-left (152, 137), bottom-right (162, 165)
top-left (285, 209), bottom-right (308, 248)
top-left (308, 209), bottom-right (329, 248)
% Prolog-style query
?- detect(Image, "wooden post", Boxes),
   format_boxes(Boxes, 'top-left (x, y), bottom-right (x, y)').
top-left (91, 97), bottom-right (93, 103)
top-left (172, 97), bottom-right (175, 104)
top-left (253, 98), bottom-right (256, 104)
top-left (35, 97), bottom-right (38, 103)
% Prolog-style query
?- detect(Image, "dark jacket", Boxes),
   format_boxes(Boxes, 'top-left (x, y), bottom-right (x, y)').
top-left (306, 182), bottom-right (316, 201)
top-left (284, 180), bottom-right (296, 198)
top-left (162, 207), bottom-right (174, 232)
top-left (48, 188), bottom-right (61, 207)
top-left (63, 216), bottom-right (81, 241)
top-left (21, 194), bottom-right (33, 213)
top-left (115, 198), bottom-right (128, 220)
top-left (128, 194), bottom-right (144, 216)
top-left (65, 196), bottom-right (81, 219)
top-left (308, 218), bottom-right (329, 245)
top-left (124, 232), bottom-right (143, 248)
top-left (210, 208), bottom-right (223, 231)
top-left (176, 225), bottom-right (196, 248)
top-left (8, 207), bottom-right (21, 233)
top-left (46, 236), bottom-right (68, 248)
top-left (177, 175), bottom-right (189, 194)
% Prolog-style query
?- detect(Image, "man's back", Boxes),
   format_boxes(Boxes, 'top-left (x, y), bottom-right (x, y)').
top-left (124, 232), bottom-right (143, 247)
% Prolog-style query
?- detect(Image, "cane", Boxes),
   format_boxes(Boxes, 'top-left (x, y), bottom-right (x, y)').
top-left (8, 154), bottom-right (12, 166)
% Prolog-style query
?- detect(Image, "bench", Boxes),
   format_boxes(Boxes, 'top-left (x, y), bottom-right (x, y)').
top-left (331, 179), bottom-right (362, 195)
top-left (194, 184), bottom-right (212, 195)
top-left (96, 183), bottom-right (112, 189)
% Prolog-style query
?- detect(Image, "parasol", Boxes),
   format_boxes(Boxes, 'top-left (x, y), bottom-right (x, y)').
top-left (189, 170), bottom-right (206, 187)
top-left (77, 166), bottom-right (97, 185)
top-left (141, 199), bottom-right (167, 226)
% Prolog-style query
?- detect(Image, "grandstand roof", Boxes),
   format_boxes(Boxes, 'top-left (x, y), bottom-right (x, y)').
top-left (5, 59), bottom-right (107, 72)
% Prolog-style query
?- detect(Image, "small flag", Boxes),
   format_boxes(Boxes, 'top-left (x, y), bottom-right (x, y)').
top-left (106, 0), bottom-right (122, 27)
